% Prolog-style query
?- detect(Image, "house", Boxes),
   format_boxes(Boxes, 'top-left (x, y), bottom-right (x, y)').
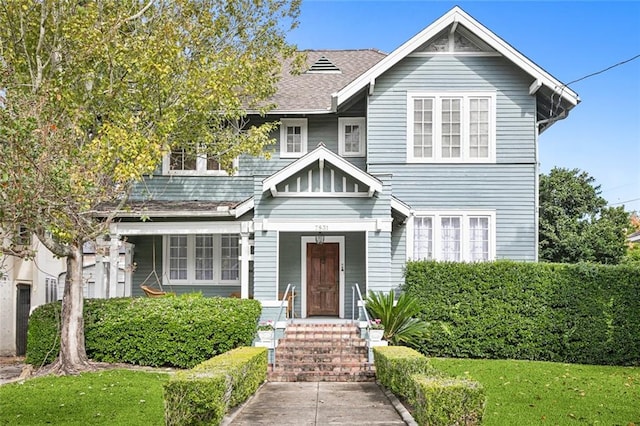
top-left (100, 7), bottom-right (579, 320)
top-left (0, 231), bottom-right (65, 356)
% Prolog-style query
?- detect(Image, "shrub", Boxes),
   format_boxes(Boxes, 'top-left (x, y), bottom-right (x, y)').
top-left (404, 260), bottom-right (640, 365)
top-left (372, 346), bottom-right (437, 399)
top-left (27, 295), bottom-right (262, 368)
top-left (164, 346), bottom-right (267, 426)
top-left (410, 375), bottom-right (485, 426)
top-left (365, 290), bottom-right (429, 346)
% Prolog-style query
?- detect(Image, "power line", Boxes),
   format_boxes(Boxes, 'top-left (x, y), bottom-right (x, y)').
top-left (565, 54), bottom-right (640, 87)
top-left (609, 197), bottom-right (640, 206)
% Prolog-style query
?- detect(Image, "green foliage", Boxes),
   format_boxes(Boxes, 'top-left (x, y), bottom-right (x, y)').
top-left (431, 358), bottom-right (640, 426)
top-left (27, 295), bottom-right (262, 368)
top-left (372, 346), bottom-right (437, 399)
top-left (539, 167), bottom-right (629, 264)
top-left (411, 375), bottom-right (485, 426)
top-left (404, 260), bottom-right (640, 365)
top-left (373, 346), bottom-right (485, 426)
top-left (365, 290), bottom-right (429, 346)
top-left (0, 369), bottom-right (169, 425)
top-left (163, 347), bottom-right (267, 425)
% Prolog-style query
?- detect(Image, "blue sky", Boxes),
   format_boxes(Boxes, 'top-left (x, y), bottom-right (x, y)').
top-left (288, 1), bottom-right (640, 212)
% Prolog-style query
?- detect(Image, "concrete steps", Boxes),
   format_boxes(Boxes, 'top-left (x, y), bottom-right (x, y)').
top-left (268, 323), bottom-right (375, 382)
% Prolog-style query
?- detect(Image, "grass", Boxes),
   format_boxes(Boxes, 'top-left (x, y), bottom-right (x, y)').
top-left (0, 369), bottom-right (169, 425)
top-left (430, 358), bottom-right (640, 425)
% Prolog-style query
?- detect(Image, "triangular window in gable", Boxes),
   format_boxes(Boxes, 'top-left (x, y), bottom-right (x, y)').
top-left (417, 24), bottom-right (495, 53)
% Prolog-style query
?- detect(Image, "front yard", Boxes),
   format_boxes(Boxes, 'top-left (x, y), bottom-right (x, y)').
top-left (431, 358), bottom-right (640, 425)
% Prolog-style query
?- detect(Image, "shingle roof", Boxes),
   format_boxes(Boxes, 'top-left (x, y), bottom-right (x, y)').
top-left (270, 49), bottom-right (386, 113)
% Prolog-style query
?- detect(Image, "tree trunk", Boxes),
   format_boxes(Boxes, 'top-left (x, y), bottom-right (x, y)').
top-left (50, 243), bottom-right (92, 374)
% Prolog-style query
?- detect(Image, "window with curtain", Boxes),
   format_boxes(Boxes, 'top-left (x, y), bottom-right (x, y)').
top-left (441, 216), bottom-right (461, 261)
top-left (469, 216), bottom-right (489, 261)
top-left (413, 216), bottom-right (433, 259)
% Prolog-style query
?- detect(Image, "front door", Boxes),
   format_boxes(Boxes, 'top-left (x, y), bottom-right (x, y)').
top-left (16, 284), bottom-right (31, 356)
top-left (307, 243), bottom-right (339, 316)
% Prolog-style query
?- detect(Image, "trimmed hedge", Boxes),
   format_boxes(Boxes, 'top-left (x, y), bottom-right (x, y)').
top-left (163, 346), bottom-right (267, 426)
top-left (373, 346), bottom-right (485, 426)
top-left (26, 294), bottom-right (262, 368)
top-left (411, 375), bottom-right (485, 426)
top-left (404, 260), bottom-right (640, 366)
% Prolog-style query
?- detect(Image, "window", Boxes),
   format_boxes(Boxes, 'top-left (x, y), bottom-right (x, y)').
top-left (164, 234), bottom-right (240, 284)
top-left (45, 277), bottom-right (58, 303)
top-left (163, 147), bottom-right (229, 175)
top-left (338, 117), bottom-right (365, 157)
top-left (16, 226), bottom-right (31, 246)
top-left (407, 92), bottom-right (495, 163)
top-left (280, 118), bottom-right (308, 158)
top-left (411, 211), bottom-right (495, 261)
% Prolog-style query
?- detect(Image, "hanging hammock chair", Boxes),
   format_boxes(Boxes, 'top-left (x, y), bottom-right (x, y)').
top-left (139, 236), bottom-right (170, 297)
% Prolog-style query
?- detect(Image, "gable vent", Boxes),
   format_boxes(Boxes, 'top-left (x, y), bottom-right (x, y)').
top-left (307, 56), bottom-right (341, 73)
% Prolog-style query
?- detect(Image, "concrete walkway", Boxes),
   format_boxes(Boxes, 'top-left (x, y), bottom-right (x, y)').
top-left (223, 382), bottom-right (413, 425)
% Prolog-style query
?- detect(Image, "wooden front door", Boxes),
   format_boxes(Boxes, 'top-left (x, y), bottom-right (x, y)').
top-left (307, 243), bottom-right (339, 316)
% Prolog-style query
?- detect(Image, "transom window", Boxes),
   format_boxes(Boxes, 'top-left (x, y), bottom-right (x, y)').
top-left (164, 234), bottom-right (239, 284)
top-left (280, 118), bottom-right (308, 158)
top-left (411, 211), bottom-right (495, 262)
top-left (338, 117), bottom-right (365, 157)
top-left (163, 147), bottom-right (228, 175)
top-left (407, 92), bottom-right (495, 163)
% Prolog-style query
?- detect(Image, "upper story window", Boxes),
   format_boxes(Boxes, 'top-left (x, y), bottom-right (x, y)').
top-left (407, 92), bottom-right (496, 163)
top-left (280, 118), bottom-right (308, 158)
top-left (163, 147), bottom-right (229, 175)
top-left (16, 226), bottom-right (31, 246)
top-left (410, 211), bottom-right (495, 262)
top-left (338, 117), bottom-right (366, 157)
top-left (164, 234), bottom-right (239, 285)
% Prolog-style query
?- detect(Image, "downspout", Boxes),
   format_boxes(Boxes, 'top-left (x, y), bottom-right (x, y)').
top-left (533, 122), bottom-right (540, 262)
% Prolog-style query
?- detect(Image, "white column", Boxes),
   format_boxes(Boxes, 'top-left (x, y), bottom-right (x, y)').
top-left (94, 237), bottom-right (106, 298)
top-left (240, 222), bottom-right (251, 299)
top-left (108, 235), bottom-right (120, 299)
top-left (123, 242), bottom-right (134, 297)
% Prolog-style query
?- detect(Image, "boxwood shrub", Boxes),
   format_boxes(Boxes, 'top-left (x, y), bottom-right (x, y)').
top-left (27, 294), bottom-right (262, 368)
top-left (164, 346), bottom-right (267, 425)
top-left (404, 260), bottom-right (640, 366)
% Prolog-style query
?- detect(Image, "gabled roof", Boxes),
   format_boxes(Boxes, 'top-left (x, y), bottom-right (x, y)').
top-left (262, 144), bottom-right (383, 197)
top-left (270, 49), bottom-right (386, 113)
top-left (333, 6), bottom-right (579, 132)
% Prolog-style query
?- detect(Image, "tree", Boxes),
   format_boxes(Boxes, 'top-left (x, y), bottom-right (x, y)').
top-left (0, 0), bottom-right (300, 374)
top-left (539, 167), bottom-right (629, 264)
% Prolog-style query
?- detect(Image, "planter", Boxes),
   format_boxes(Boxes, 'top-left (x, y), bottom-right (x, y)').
top-left (369, 329), bottom-right (384, 342)
top-left (258, 330), bottom-right (274, 342)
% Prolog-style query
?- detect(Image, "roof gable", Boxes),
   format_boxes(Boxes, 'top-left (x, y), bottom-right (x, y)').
top-left (262, 144), bottom-right (382, 197)
top-left (333, 6), bottom-right (579, 129)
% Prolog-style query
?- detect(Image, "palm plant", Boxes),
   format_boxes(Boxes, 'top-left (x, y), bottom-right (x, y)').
top-left (365, 290), bottom-right (429, 347)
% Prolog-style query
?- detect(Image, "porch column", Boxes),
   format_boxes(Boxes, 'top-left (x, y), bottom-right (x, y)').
top-left (108, 235), bottom-right (120, 298)
top-left (240, 222), bottom-right (251, 299)
top-left (94, 236), bottom-right (106, 298)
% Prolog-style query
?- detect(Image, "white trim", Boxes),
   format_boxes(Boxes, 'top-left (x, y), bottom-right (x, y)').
top-left (233, 198), bottom-right (254, 218)
top-left (279, 118), bottom-right (308, 158)
top-left (110, 221), bottom-right (245, 236)
top-left (333, 6), bottom-right (579, 108)
top-left (407, 91), bottom-right (496, 163)
top-left (407, 210), bottom-right (496, 261)
top-left (162, 234), bottom-right (240, 286)
top-left (162, 152), bottom-right (237, 176)
top-left (338, 117), bottom-right (366, 157)
top-left (300, 236), bottom-right (345, 319)
top-left (408, 52), bottom-right (502, 58)
top-left (390, 197), bottom-right (412, 218)
top-left (254, 218), bottom-right (392, 233)
top-left (262, 144), bottom-right (382, 196)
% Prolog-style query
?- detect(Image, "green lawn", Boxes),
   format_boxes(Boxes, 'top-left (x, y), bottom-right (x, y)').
top-left (0, 369), bottom-right (169, 425)
top-left (430, 358), bottom-right (640, 425)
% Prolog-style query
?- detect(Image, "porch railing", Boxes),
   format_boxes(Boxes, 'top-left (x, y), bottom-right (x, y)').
top-left (352, 283), bottom-right (371, 327)
top-left (273, 283), bottom-right (294, 369)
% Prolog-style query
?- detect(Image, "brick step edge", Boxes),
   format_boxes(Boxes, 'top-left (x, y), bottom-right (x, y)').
top-left (268, 371), bottom-right (376, 383)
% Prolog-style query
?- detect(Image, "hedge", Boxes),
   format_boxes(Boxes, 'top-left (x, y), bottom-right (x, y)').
top-left (26, 294), bottom-right (262, 368)
top-left (373, 346), bottom-right (485, 426)
top-left (404, 260), bottom-right (640, 366)
top-left (164, 346), bottom-right (267, 426)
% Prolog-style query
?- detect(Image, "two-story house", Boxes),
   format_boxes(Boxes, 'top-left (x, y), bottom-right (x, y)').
top-left (103, 7), bottom-right (579, 319)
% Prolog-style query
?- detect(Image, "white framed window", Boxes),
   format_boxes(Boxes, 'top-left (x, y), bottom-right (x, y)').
top-left (163, 234), bottom-right (240, 284)
top-left (162, 147), bottom-right (231, 176)
top-left (45, 277), bottom-right (58, 303)
top-left (409, 211), bottom-right (495, 262)
top-left (280, 118), bottom-right (308, 158)
top-left (407, 92), bottom-right (496, 163)
top-left (338, 117), bottom-right (365, 157)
